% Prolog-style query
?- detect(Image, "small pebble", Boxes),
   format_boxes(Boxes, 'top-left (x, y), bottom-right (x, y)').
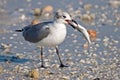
top-left (42, 5), bottom-right (53, 13)
top-left (9, 36), bottom-right (14, 39)
top-left (1, 43), bottom-right (12, 49)
top-left (15, 65), bottom-right (20, 72)
top-left (44, 70), bottom-right (53, 76)
top-left (31, 19), bottom-right (39, 25)
top-left (41, 5), bottom-right (53, 17)
top-left (0, 28), bottom-right (8, 34)
top-left (80, 59), bottom-right (85, 63)
top-left (0, 66), bottom-right (3, 74)
top-left (83, 4), bottom-right (93, 10)
top-left (19, 14), bottom-right (27, 21)
top-left (34, 8), bottom-right (42, 16)
top-left (93, 78), bottom-right (100, 80)
top-left (16, 53), bottom-right (25, 59)
top-left (87, 29), bottom-right (97, 41)
top-left (64, 49), bottom-right (69, 53)
top-left (28, 69), bottom-right (40, 79)
top-left (81, 13), bottom-right (95, 23)
top-left (72, 39), bottom-right (77, 43)
top-left (16, 8), bottom-right (24, 12)
top-left (61, 76), bottom-right (70, 80)
top-left (109, 1), bottom-right (120, 8)
top-left (83, 43), bottom-right (89, 49)
top-left (13, 33), bottom-right (18, 37)
top-left (27, 0), bottom-right (31, 2)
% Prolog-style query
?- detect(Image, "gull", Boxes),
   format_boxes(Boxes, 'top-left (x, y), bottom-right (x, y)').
top-left (16, 11), bottom-right (91, 68)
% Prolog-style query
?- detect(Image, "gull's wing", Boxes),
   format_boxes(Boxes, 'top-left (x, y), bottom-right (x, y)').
top-left (22, 22), bottom-right (52, 43)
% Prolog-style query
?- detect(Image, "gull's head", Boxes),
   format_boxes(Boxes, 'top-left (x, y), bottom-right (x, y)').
top-left (54, 11), bottom-right (91, 44)
top-left (54, 11), bottom-right (72, 24)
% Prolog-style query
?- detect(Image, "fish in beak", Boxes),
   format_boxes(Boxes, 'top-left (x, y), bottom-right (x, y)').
top-left (68, 20), bottom-right (91, 45)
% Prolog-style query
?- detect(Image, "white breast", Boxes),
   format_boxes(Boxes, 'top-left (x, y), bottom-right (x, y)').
top-left (36, 23), bottom-right (67, 47)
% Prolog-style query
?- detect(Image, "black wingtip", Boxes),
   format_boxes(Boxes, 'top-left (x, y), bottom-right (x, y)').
top-left (15, 29), bottom-right (23, 32)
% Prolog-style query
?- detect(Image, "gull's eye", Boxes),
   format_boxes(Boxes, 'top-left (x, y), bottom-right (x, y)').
top-left (63, 15), bottom-right (66, 18)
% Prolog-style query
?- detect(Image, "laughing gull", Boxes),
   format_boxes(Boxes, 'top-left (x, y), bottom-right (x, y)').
top-left (16, 11), bottom-right (91, 68)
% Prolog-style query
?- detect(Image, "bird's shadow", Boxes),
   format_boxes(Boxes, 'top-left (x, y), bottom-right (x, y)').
top-left (0, 55), bottom-right (32, 63)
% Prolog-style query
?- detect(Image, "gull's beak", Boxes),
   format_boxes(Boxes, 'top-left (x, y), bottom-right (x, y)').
top-left (68, 19), bottom-right (91, 45)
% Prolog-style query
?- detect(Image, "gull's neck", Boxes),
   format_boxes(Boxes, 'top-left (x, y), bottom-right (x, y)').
top-left (54, 18), bottom-right (64, 24)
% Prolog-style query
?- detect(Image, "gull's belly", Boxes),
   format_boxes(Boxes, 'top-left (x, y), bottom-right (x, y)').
top-left (36, 27), bottom-right (67, 47)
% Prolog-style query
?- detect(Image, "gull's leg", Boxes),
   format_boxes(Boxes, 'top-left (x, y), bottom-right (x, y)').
top-left (55, 46), bottom-right (68, 67)
top-left (40, 47), bottom-right (46, 68)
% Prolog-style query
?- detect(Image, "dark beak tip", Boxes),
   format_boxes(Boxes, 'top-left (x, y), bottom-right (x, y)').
top-left (68, 19), bottom-right (78, 28)
top-left (72, 19), bottom-right (78, 25)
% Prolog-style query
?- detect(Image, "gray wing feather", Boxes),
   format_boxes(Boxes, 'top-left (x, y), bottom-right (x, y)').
top-left (23, 22), bottom-right (52, 43)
